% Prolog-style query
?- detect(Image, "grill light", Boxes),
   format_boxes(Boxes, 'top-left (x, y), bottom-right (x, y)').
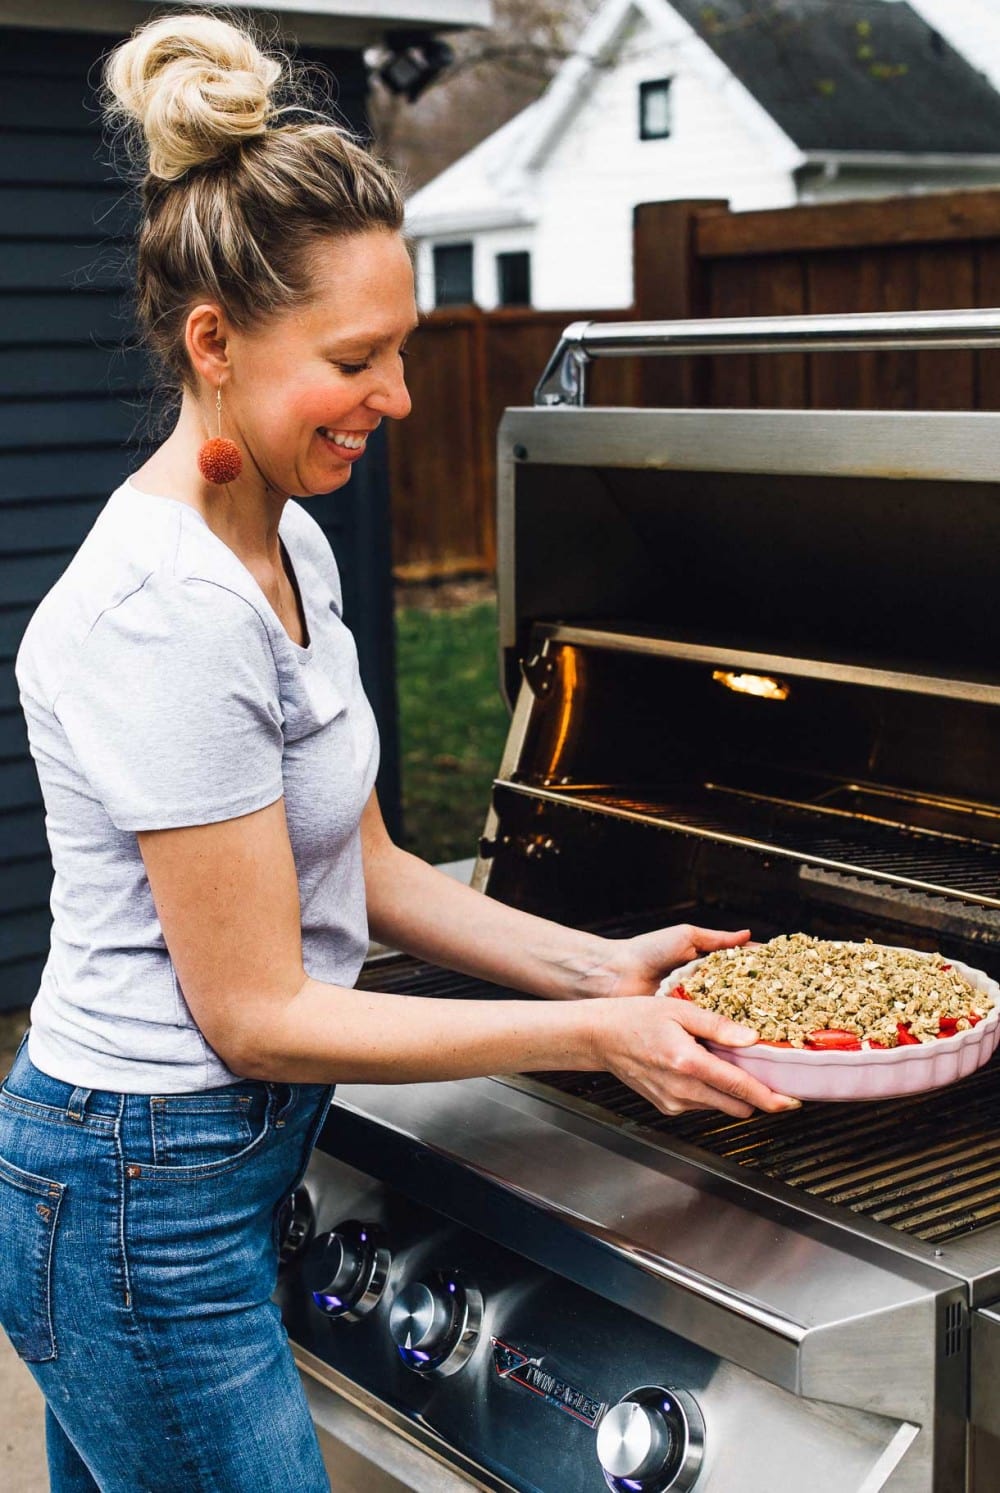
top-left (712, 670), bottom-right (790, 701)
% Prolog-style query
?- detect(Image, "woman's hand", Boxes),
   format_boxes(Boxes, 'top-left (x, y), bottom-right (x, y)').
top-left (581, 923), bottom-right (801, 1118)
top-left (590, 994), bottom-right (801, 1119)
top-left (592, 923), bottom-right (752, 1000)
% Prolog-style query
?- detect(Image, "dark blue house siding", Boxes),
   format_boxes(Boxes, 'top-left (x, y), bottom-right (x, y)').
top-left (0, 26), bottom-right (400, 1012)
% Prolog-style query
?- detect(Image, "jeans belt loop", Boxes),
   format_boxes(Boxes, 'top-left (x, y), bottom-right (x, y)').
top-left (66, 1086), bottom-right (91, 1123)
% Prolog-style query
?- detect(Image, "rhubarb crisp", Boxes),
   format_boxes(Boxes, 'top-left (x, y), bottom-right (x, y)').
top-left (659, 933), bottom-right (994, 1049)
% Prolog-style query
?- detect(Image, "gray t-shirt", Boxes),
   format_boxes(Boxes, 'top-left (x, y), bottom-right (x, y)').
top-left (15, 477), bottom-right (379, 1092)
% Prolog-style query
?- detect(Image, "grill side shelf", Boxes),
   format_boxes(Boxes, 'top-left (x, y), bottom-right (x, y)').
top-left (496, 781), bottom-right (1000, 911)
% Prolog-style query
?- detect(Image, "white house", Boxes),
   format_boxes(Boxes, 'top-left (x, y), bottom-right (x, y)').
top-left (406, 0), bottom-right (1000, 311)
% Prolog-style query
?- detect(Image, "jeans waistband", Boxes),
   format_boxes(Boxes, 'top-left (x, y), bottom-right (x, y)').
top-left (2, 1030), bottom-right (285, 1122)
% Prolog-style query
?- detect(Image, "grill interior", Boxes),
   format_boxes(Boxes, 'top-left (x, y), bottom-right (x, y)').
top-left (508, 783), bottom-right (1000, 909)
top-left (358, 954), bottom-right (1000, 1246)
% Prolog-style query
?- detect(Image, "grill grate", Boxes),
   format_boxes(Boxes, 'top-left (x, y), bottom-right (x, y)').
top-left (542, 787), bottom-right (1000, 908)
top-left (532, 1063), bottom-right (1000, 1244)
top-left (358, 955), bottom-right (1000, 1245)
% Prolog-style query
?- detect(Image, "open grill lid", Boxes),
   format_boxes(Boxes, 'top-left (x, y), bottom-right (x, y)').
top-left (485, 310), bottom-right (1000, 933)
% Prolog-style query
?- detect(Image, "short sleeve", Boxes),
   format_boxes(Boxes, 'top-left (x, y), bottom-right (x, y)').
top-left (53, 576), bottom-right (285, 832)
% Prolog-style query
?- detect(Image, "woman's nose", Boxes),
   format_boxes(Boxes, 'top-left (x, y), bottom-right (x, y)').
top-left (367, 361), bottom-right (411, 421)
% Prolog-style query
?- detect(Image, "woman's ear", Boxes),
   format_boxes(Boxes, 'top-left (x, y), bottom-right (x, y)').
top-left (185, 302), bottom-right (231, 387)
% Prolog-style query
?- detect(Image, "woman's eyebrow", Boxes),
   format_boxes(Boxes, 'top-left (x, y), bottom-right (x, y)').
top-left (324, 321), bottom-right (420, 353)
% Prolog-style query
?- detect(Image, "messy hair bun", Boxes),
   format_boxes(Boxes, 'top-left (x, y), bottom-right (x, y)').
top-left (98, 10), bottom-right (404, 399)
top-left (102, 12), bottom-right (284, 181)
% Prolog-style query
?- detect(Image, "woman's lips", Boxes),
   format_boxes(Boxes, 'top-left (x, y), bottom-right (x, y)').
top-left (318, 430), bottom-right (368, 462)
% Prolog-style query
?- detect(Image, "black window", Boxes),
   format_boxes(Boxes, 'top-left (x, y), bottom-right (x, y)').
top-left (433, 242), bottom-right (474, 306)
top-left (639, 78), bottom-right (672, 140)
top-left (496, 251), bottom-right (531, 307)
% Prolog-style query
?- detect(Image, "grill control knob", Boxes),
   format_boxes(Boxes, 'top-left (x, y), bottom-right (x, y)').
top-left (389, 1271), bottom-right (483, 1376)
top-left (596, 1387), bottom-right (705, 1492)
top-left (303, 1221), bottom-right (390, 1321)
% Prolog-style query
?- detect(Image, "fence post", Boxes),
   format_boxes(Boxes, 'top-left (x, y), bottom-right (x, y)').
top-left (632, 198), bottom-right (728, 407)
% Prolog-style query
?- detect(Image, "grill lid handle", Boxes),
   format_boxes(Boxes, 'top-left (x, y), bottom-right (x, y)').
top-left (533, 308), bottom-right (1000, 407)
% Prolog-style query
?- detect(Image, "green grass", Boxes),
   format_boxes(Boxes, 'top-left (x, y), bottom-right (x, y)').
top-left (395, 600), bottom-right (510, 864)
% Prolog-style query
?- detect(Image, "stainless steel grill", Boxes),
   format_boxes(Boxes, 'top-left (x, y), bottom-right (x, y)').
top-left (508, 781), bottom-right (1000, 907)
top-left (280, 310), bottom-right (1000, 1493)
top-left (357, 952), bottom-right (1000, 1247)
top-left (529, 1062), bottom-right (1000, 1245)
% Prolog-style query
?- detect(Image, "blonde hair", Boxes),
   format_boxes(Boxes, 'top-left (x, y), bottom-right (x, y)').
top-left (100, 9), bottom-right (404, 392)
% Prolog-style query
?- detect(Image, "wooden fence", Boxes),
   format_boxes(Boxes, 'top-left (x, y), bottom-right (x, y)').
top-left (390, 187), bottom-right (1000, 579)
top-left (388, 307), bottom-right (638, 580)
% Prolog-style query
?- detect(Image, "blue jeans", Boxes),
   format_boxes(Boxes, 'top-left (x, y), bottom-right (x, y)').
top-left (0, 1033), bottom-right (335, 1492)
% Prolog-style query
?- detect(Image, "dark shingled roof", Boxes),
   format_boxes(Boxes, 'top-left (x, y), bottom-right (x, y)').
top-left (668, 0), bottom-right (1000, 154)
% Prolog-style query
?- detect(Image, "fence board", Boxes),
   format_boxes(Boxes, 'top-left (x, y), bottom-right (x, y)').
top-left (976, 241), bottom-right (1000, 411)
top-left (697, 188), bottom-right (1000, 258)
top-left (705, 260), bottom-right (755, 406)
top-left (914, 245), bottom-right (977, 410)
top-left (390, 307), bottom-right (642, 576)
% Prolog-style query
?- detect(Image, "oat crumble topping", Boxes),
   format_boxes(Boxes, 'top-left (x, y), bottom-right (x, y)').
top-left (662, 934), bottom-right (992, 1048)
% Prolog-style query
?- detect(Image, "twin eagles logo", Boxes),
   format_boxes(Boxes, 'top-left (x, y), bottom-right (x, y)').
top-left (491, 1337), bottom-right (606, 1428)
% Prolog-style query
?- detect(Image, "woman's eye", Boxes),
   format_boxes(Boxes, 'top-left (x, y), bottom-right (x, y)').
top-left (336, 361), bottom-right (370, 376)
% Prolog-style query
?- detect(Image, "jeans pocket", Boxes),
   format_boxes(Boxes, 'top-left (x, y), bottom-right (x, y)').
top-left (147, 1088), bottom-right (269, 1173)
top-left (0, 1153), bottom-right (64, 1362)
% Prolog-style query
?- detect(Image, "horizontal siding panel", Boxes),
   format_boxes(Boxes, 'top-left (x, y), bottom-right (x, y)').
top-left (0, 607), bottom-right (35, 656)
top-left (0, 497), bottom-right (105, 554)
top-left (0, 808), bottom-right (47, 862)
top-left (0, 672), bottom-right (24, 710)
top-left (0, 552), bottom-right (74, 608)
top-left (0, 907), bottom-right (51, 964)
top-left (0, 856), bottom-right (51, 916)
top-left (0, 27), bottom-right (115, 75)
top-left (0, 75), bottom-right (104, 131)
top-left (0, 448), bottom-right (148, 504)
top-left (0, 708), bottom-right (30, 755)
top-left (0, 291), bottom-right (134, 344)
top-left (0, 185), bottom-right (132, 240)
top-left (0, 395), bottom-right (142, 449)
top-left (0, 130), bottom-right (115, 185)
top-left (0, 956), bottom-right (43, 1013)
top-left (0, 240), bottom-right (128, 292)
top-left (0, 346), bottom-right (151, 397)
top-left (0, 757), bottom-right (42, 809)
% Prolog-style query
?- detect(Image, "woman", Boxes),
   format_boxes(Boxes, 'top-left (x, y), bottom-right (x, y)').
top-left (0, 12), bottom-right (798, 1491)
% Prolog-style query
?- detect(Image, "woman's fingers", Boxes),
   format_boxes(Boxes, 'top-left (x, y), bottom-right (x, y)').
top-left (660, 1077), bottom-right (755, 1120)
top-left (679, 1045), bottom-right (801, 1114)
top-left (597, 996), bottom-right (801, 1120)
top-left (687, 925), bottom-right (751, 954)
top-left (662, 996), bottom-right (757, 1046)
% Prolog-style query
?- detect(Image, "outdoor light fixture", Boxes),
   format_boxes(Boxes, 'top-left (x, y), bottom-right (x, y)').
top-left (376, 34), bottom-right (454, 103)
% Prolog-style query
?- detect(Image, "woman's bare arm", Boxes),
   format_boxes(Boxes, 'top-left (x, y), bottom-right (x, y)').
top-left (137, 796), bottom-right (797, 1116)
top-left (360, 790), bottom-right (755, 1004)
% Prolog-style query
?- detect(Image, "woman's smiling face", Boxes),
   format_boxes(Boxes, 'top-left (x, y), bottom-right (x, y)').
top-left (222, 229), bottom-right (417, 497)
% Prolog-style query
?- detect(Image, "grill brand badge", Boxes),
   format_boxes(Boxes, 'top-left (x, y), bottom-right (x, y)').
top-left (491, 1337), bottom-right (606, 1427)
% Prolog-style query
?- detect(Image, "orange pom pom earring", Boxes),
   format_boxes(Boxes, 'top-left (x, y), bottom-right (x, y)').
top-left (197, 383), bottom-right (243, 485)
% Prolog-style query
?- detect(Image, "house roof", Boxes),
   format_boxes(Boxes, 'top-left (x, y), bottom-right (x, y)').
top-left (405, 102), bottom-right (542, 234)
top-left (667, 0), bottom-right (1000, 155)
top-left (0, 0), bottom-right (492, 46)
top-left (406, 0), bottom-right (1000, 235)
